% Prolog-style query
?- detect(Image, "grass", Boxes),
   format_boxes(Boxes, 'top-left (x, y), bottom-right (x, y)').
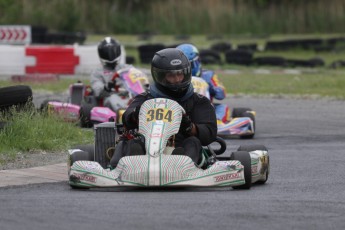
top-left (0, 77), bottom-right (90, 93)
top-left (0, 103), bottom-right (94, 165)
top-left (217, 70), bottom-right (345, 99)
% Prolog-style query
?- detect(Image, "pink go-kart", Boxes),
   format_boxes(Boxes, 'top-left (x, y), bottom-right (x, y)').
top-left (41, 67), bottom-right (149, 128)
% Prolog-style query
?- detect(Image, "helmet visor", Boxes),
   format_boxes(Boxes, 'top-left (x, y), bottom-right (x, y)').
top-left (152, 66), bottom-right (191, 91)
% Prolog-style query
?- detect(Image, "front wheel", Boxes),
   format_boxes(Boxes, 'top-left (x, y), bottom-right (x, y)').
top-left (230, 151), bottom-right (252, 189)
top-left (238, 145), bottom-right (269, 184)
top-left (68, 147), bottom-right (94, 190)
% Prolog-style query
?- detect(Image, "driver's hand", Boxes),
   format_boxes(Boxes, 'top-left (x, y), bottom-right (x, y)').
top-left (179, 115), bottom-right (193, 135)
top-left (104, 80), bottom-right (116, 92)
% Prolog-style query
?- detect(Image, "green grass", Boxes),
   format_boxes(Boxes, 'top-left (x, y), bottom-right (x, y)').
top-left (0, 78), bottom-right (90, 93)
top-left (217, 70), bottom-right (345, 99)
top-left (0, 103), bottom-right (94, 165)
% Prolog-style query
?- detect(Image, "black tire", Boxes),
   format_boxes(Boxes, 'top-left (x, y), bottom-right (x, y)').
top-left (210, 42), bottom-right (232, 53)
top-left (237, 145), bottom-right (269, 184)
top-left (40, 99), bottom-right (61, 111)
top-left (231, 151), bottom-right (252, 189)
top-left (254, 56), bottom-right (286, 67)
top-left (225, 49), bottom-right (253, 65)
top-left (0, 85), bottom-right (32, 110)
top-left (237, 43), bottom-right (257, 52)
top-left (69, 146), bottom-right (95, 189)
top-left (199, 49), bottom-right (222, 65)
top-left (72, 144), bottom-right (95, 160)
top-left (69, 149), bottom-right (94, 167)
top-left (231, 107), bottom-right (252, 118)
top-left (237, 144), bottom-right (267, 152)
top-left (79, 103), bottom-right (94, 128)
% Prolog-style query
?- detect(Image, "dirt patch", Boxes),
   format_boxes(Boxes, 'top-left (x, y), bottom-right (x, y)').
top-left (0, 150), bottom-right (67, 170)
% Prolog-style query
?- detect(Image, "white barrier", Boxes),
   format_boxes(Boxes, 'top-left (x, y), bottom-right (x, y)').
top-left (0, 44), bottom-right (126, 76)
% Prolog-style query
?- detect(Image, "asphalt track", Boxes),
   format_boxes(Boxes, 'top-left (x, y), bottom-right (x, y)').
top-left (0, 96), bottom-right (344, 230)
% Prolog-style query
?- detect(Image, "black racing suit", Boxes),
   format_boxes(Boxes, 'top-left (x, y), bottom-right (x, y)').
top-left (110, 91), bottom-right (217, 167)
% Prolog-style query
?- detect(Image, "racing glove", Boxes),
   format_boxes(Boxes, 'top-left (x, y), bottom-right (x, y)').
top-left (104, 80), bottom-right (116, 92)
top-left (179, 115), bottom-right (193, 136)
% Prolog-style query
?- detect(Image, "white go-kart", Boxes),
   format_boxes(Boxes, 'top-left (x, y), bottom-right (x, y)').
top-left (68, 98), bottom-right (269, 189)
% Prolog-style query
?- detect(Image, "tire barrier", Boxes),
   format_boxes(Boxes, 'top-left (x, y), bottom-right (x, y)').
top-left (225, 49), bottom-right (253, 66)
top-left (265, 39), bottom-right (323, 51)
top-left (138, 44), bottom-right (166, 64)
top-left (210, 42), bottom-right (232, 53)
top-left (253, 56), bottom-right (287, 67)
top-left (0, 85), bottom-right (32, 111)
top-left (199, 49), bottom-right (222, 65)
top-left (330, 60), bottom-right (345, 69)
top-left (30, 26), bottom-right (86, 45)
top-left (237, 43), bottom-right (257, 52)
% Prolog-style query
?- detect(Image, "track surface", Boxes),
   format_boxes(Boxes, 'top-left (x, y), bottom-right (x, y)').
top-left (1, 96), bottom-right (344, 230)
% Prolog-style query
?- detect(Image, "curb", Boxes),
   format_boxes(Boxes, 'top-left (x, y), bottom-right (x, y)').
top-left (0, 163), bottom-right (67, 188)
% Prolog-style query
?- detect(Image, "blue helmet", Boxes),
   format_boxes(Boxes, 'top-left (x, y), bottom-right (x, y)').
top-left (176, 44), bottom-right (202, 77)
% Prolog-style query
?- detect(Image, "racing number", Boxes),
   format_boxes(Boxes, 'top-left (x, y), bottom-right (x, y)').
top-left (146, 108), bottom-right (173, 122)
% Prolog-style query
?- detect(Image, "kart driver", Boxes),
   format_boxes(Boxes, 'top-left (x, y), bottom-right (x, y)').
top-left (90, 36), bottom-right (130, 112)
top-left (176, 44), bottom-right (229, 122)
top-left (110, 48), bottom-right (217, 168)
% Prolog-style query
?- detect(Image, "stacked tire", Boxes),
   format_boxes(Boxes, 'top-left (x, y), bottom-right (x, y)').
top-left (0, 85), bottom-right (33, 112)
top-left (0, 85), bottom-right (33, 130)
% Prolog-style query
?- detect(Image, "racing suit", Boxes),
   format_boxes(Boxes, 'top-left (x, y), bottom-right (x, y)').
top-left (90, 64), bottom-right (131, 112)
top-left (200, 70), bottom-right (229, 122)
top-left (110, 87), bottom-right (218, 167)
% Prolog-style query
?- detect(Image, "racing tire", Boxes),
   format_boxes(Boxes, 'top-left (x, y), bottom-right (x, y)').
top-left (230, 151), bottom-right (252, 189)
top-left (68, 147), bottom-right (94, 190)
top-left (0, 85), bottom-right (33, 111)
top-left (237, 145), bottom-right (269, 184)
top-left (71, 144), bottom-right (95, 160)
top-left (79, 103), bottom-right (94, 128)
top-left (231, 107), bottom-right (251, 117)
top-left (39, 99), bottom-right (62, 111)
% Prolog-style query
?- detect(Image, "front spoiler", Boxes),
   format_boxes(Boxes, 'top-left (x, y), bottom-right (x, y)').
top-left (69, 155), bottom-right (245, 188)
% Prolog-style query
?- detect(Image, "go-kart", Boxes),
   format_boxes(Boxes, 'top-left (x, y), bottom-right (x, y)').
top-left (67, 98), bottom-right (269, 189)
top-left (42, 67), bottom-right (149, 128)
top-left (191, 77), bottom-right (256, 138)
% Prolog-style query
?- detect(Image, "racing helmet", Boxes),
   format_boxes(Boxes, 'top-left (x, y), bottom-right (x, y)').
top-left (176, 44), bottom-right (202, 77)
top-left (97, 37), bottom-right (121, 70)
top-left (151, 48), bottom-right (191, 98)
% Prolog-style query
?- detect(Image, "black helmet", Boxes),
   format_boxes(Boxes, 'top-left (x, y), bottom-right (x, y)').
top-left (151, 48), bottom-right (191, 98)
top-left (97, 37), bottom-right (121, 69)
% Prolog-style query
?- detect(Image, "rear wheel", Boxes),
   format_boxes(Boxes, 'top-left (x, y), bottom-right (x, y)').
top-left (79, 103), bottom-right (94, 128)
top-left (231, 151), bottom-right (252, 189)
top-left (40, 99), bottom-right (61, 112)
